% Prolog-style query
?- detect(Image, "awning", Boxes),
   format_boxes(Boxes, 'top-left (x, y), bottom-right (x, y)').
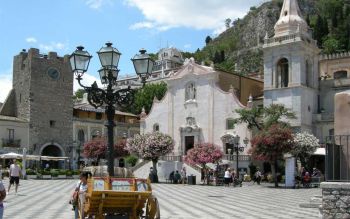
top-left (25, 155), bottom-right (69, 161)
top-left (0, 152), bottom-right (23, 159)
top-left (313, 148), bottom-right (326, 156)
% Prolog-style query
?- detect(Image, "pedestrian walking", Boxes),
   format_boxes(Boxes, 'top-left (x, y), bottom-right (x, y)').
top-left (0, 180), bottom-right (6, 219)
top-left (72, 172), bottom-right (91, 219)
top-left (180, 167), bottom-right (187, 184)
top-left (224, 168), bottom-right (231, 187)
top-left (254, 169), bottom-right (262, 185)
top-left (8, 159), bottom-right (21, 194)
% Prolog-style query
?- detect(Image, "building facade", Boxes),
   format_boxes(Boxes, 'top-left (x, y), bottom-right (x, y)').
top-left (140, 58), bottom-right (263, 170)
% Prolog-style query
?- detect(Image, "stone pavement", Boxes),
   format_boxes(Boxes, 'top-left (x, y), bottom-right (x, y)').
top-left (1, 179), bottom-right (321, 219)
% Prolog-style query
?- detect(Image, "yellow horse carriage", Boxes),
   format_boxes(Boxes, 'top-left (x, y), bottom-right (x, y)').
top-left (77, 176), bottom-right (160, 219)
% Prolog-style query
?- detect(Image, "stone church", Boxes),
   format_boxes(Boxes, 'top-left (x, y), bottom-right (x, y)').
top-left (140, 58), bottom-right (263, 161)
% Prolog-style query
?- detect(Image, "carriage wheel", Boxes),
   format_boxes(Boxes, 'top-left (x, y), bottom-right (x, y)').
top-left (145, 196), bottom-right (160, 219)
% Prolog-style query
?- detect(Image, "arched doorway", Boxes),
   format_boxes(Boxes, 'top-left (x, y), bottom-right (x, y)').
top-left (41, 145), bottom-right (64, 169)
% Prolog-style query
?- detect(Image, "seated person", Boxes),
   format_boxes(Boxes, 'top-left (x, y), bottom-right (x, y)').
top-left (312, 168), bottom-right (321, 177)
top-left (303, 172), bottom-right (311, 187)
top-left (173, 171), bottom-right (181, 184)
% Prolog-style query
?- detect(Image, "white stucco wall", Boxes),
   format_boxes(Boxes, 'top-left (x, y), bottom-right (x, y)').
top-left (141, 63), bottom-right (251, 155)
top-left (0, 118), bottom-right (29, 149)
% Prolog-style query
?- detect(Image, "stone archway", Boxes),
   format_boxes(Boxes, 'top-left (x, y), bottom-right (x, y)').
top-left (40, 143), bottom-right (65, 169)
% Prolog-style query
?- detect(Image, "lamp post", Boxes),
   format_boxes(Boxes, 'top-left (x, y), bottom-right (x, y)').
top-left (70, 43), bottom-right (154, 176)
top-left (231, 135), bottom-right (249, 177)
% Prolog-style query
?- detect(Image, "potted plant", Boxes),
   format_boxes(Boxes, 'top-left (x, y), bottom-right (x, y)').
top-left (72, 170), bottom-right (80, 179)
top-left (66, 170), bottom-right (73, 179)
top-left (51, 170), bottom-right (59, 180)
top-left (42, 170), bottom-right (52, 179)
top-left (26, 168), bottom-right (37, 179)
top-left (58, 169), bottom-right (67, 179)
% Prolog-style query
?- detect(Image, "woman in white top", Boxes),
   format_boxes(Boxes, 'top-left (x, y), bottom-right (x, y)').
top-left (74, 172), bottom-right (90, 219)
top-left (224, 168), bottom-right (232, 187)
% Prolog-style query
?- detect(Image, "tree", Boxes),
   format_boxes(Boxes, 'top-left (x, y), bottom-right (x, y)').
top-left (127, 82), bottom-right (167, 115)
top-left (83, 137), bottom-right (129, 163)
top-left (291, 132), bottom-right (319, 168)
top-left (185, 143), bottom-right (223, 167)
top-left (126, 132), bottom-right (174, 182)
top-left (233, 104), bottom-right (296, 131)
top-left (73, 89), bottom-right (86, 100)
top-left (205, 36), bottom-right (212, 45)
top-left (250, 124), bottom-right (294, 187)
top-left (225, 18), bottom-right (231, 29)
top-left (185, 143), bottom-right (223, 184)
top-left (323, 36), bottom-right (340, 54)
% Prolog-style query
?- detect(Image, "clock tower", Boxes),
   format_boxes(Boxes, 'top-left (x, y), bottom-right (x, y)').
top-left (12, 48), bottom-right (73, 157)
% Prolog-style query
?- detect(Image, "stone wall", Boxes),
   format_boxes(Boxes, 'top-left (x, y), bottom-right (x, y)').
top-left (321, 182), bottom-right (350, 218)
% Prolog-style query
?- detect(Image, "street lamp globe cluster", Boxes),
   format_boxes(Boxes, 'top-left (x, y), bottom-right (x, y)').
top-left (70, 42), bottom-right (154, 176)
top-left (226, 135), bottom-right (249, 178)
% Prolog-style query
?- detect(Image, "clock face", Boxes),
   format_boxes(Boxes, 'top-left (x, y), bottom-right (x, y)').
top-left (47, 68), bottom-right (60, 80)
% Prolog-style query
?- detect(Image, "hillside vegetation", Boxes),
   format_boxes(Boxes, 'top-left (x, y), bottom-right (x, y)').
top-left (183, 0), bottom-right (350, 75)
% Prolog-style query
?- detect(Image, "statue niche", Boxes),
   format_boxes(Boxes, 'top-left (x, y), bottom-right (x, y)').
top-left (185, 82), bottom-right (196, 101)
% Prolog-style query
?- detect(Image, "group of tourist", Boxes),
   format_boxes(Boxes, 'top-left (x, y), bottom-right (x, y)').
top-left (223, 168), bottom-right (242, 187)
top-left (168, 167), bottom-right (187, 184)
top-left (296, 166), bottom-right (322, 187)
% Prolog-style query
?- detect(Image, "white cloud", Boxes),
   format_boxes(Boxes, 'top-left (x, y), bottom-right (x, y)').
top-left (85, 0), bottom-right (112, 10)
top-left (73, 72), bottom-right (103, 93)
top-left (129, 22), bottom-right (155, 30)
top-left (126, 0), bottom-right (265, 34)
top-left (26, 37), bottom-right (37, 43)
top-left (39, 42), bottom-right (68, 52)
top-left (0, 73), bottom-right (13, 103)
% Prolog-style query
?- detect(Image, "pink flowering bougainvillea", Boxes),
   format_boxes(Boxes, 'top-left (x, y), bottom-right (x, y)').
top-left (83, 137), bottom-right (129, 163)
top-left (126, 132), bottom-right (174, 175)
top-left (184, 143), bottom-right (223, 167)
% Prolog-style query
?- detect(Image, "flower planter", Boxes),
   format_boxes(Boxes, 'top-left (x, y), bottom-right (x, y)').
top-left (58, 175), bottom-right (66, 179)
top-left (42, 175), bottom-right (52, 179)
top-left (73, 175), bottom-right (80, 179)
top-left (52, 176), bottom-right (58, 180)
top-left (27, 175), bottom-right (37, 179)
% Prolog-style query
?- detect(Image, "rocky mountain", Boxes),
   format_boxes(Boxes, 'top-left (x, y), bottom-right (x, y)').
top-left (189, 0), bottom-right (349, 75)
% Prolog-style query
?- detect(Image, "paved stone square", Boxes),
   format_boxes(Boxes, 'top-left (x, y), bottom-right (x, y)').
top-left (1, 179), bottom-right (321, 219)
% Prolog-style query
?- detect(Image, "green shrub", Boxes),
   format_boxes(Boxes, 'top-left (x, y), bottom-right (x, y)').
top-left (26, 168), bottom-right (36, 175)
top-left (66, 170), bottom-right (73, 176)
top-left (51, 172), bottom-right (59, 177)
top-left (248, 163), bottom-right (257, 179)
top-left (72, 170), bottom-right (80, 175)
top-left (58, 169), bottom-right (67, 175)
top-left (125, 155), bottom-right (138, 167)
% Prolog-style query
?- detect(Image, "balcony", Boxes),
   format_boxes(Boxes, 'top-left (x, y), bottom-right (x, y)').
top-left (2, 139), bottom-right (21, 148)
top-left (222, 154), bottom-right (251, 161)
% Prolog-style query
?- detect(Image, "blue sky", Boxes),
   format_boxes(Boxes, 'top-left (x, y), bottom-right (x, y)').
top-left (0, 0), bottom-right (265, 102)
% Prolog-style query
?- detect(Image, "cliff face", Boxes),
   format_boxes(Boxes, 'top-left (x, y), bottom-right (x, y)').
top-left (200, 0), bottom-right (318, 75)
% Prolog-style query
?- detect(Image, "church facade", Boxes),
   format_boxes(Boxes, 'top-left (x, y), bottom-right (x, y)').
top-left (140, 58), bottom-right (263, 165)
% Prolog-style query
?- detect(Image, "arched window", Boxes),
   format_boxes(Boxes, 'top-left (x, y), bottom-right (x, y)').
top-left (333, 71), bottom-right (348, 79)
top-left (78, 129), bottom-right (85, 144)
top-left (305, 60), bottom-right (312, 87)
top-left (153, 124), bottom-right (159, 132)
top-left (277, 58), bottom-right (289, 88)
top-left (185, 82), bottom-right (196, 101)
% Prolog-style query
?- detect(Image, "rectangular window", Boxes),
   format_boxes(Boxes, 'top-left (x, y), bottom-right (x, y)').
top-left (96, 112), bottom-right (102, 120)
top-left (226, 119), bottom-right (235, 130)
top-left (50, 120), bottom-right (56, 128)
top-left (8, 129), bottom-right (14, 141)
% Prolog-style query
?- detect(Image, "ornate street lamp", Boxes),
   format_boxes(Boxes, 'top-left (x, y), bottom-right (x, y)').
top-left (232, 135), bottom-right (248, 178)
top-left (70, 43), bottom-right (154, 176)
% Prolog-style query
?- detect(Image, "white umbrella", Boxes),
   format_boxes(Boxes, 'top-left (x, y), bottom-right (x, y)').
top-left (0, 152), bottom-right (23, 159)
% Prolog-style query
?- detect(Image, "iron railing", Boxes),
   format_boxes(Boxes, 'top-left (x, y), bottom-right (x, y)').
top-left (325, 135), bottom-right (350, 182)
top-left (2, 139), bottom-right (21, 148)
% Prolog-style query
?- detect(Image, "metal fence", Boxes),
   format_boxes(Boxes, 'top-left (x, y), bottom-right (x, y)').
top-left (325, 135), bottom-right (350, 182)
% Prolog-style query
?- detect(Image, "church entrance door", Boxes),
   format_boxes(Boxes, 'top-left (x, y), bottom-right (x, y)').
top-left (185, 136), bottom-right (194, 153)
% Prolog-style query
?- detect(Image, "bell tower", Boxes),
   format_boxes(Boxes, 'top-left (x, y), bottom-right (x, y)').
top-left (263, 0), bottom-right (320, 131)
